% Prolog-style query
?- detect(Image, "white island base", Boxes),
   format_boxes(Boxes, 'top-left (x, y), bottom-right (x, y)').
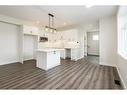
top-left (36, 49), bottom-right (62, 70)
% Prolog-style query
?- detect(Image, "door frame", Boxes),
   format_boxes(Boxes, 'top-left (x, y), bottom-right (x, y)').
top-left (85, 31), bottom-right (100, 56)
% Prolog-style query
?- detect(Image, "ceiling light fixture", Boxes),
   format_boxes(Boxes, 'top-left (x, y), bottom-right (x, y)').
top-left (36, 21), bottom-right (40, 25)
top-left (86, 5), bottom-right (93, 8)
top-left (45, 13), bottom-right (57, 33)
top-left (63, 22), bottom-right (66, 26)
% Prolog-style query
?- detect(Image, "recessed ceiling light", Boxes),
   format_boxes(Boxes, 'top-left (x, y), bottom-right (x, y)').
top-left (86, 5), bottom-right (93, 8)
top-left (63, 22), bottom-right (67, 25)
top-left (36, 21), bottom-right (40, 24)
top-left (88, 24), bottom-right (93, 27)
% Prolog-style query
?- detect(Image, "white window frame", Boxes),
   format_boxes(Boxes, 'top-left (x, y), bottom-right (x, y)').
top-left (92, 35), bottom-right (99, 41)
top-left (118, 14), bottom-right (127, 60)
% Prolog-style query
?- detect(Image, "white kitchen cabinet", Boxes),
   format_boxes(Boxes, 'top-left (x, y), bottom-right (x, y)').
top-left (23, 25), bottom-right (39, 35)
top-left (36, 49), bottom-right (63, 70)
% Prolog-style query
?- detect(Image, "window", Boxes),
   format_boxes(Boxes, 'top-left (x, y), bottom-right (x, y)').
top-left (93, 35), bottom-right (99, 40)
top-left (118, 15), bottom-right (127, 60)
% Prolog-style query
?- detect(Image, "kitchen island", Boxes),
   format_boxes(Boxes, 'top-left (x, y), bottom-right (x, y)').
top-left (36, 49), bottom-right (64, 70)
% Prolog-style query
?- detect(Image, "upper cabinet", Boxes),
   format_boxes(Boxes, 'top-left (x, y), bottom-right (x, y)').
top-left (23, 25), bottom-right (39, 36)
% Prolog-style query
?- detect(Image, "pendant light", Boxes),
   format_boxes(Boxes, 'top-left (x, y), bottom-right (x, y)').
top-left (45, 13), bottom-right (57, 33)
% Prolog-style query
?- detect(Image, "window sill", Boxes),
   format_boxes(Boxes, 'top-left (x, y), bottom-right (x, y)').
top-left (118, 52), bottom-right (127, 61)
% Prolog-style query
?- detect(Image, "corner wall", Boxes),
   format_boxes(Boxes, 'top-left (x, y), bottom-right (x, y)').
top-left (117, 55), bottom-right (127, 88)
top-left (116, 6), bottom-right (127, 88)
top-left (99, 16), bottom-right (117, 67)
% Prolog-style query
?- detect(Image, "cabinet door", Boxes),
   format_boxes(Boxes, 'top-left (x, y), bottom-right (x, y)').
top-left (47, 51), bottom-right (60, 69)
top-left (23, 25), bottom-right (39, 35)
top-left (31, 27), bottom-right (39, 35)
top-left (23, 25), bottom-right (32, 35)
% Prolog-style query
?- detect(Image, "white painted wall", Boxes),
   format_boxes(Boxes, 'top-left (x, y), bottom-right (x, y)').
top-left (99, 16), bottom-right (117, 67)
top-left (0, 22), bottom-right (20, 65)
top-left (84, 32), bottom-right (87, 56)
top-left (18, 26), bottom-right (24, 63)
top-left (77, 27), bottom-right (85, 59)
top-left (0, 14), bottom-right (39, 64)
top-left (0, 14), bottom-right (35, 26)
top-left (117, 6), bottom-right (127, 88)
top-left (117, 55), bottom-right (127, 88)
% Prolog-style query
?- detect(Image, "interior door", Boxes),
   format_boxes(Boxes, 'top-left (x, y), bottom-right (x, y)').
top-left (87, 31), bottom-right (99, 55)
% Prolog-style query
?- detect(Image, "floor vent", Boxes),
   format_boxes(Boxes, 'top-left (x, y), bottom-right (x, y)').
top-left (114, 80), bottom-right (121, 85)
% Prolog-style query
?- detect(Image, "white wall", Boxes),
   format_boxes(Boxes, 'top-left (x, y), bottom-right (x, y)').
top-left (77, 27), bottom-right (85, 59)
top-left (117, 6), bottom-right (127, 88)
top-left (99, 16), bottom-right (117, 67)
top-left (117, 55), bottom-right (127, 88)
top-left (0, 14), bottom-right (35, 26)
top-left (0, 14), bottom-right (39, 64)
top-left (0, 22), bottom-right (20, 65)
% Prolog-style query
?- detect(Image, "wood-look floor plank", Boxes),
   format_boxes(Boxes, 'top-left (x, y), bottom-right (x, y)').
top-left (20, 60), bottom-right (84, 89)
top-left (37, 62), bottom-right (85, 89)
top-left (16, 62), bottom-right (78, 89)
top-left (71, 63), bottom-right (94, 89)
top-left (87, 65), bottom-right (100, 89)
top-left (78, 64), bottom-right (97, 89)
top-left (103, 66), bottom-right (109, 89)
top-left (59, 61), bottom-right (90, 89)
top-left (0, 56), bottom-right (123, 89)
top-left (50, 62), bottom-right (88, 89)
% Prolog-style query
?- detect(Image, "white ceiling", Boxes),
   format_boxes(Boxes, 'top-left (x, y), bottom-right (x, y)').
top-left (0, 6), bottom-right (118, 28)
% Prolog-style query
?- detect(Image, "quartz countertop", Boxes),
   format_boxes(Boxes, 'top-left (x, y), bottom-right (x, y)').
top-left (36, 48), bottom-right (64, 52)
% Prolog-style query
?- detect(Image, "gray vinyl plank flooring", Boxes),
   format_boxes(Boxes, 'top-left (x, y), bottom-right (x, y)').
top-left (0, 56), bottom-right (123, 89)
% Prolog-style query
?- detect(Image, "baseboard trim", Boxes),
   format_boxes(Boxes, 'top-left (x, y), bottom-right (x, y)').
top-left (23, 59), bottom-right (36, 62)
top-left (87, 54), bottom-right (99, 57)
top-left (0, 61), bottom-right (21, 66)
top-left (99, 61), bottom-right (126, 89)
top-left (99, 62), bottom-right (116, 67)
top-left (116, 67), bottom-right (127, 89)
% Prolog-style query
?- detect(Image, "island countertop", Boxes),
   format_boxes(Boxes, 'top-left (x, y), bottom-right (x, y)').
top-left (36, 48), bottom-right (64, 52)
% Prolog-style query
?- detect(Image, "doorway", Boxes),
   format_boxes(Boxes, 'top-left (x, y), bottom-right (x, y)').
top-left (87, 31), bottom-right (99, 56)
